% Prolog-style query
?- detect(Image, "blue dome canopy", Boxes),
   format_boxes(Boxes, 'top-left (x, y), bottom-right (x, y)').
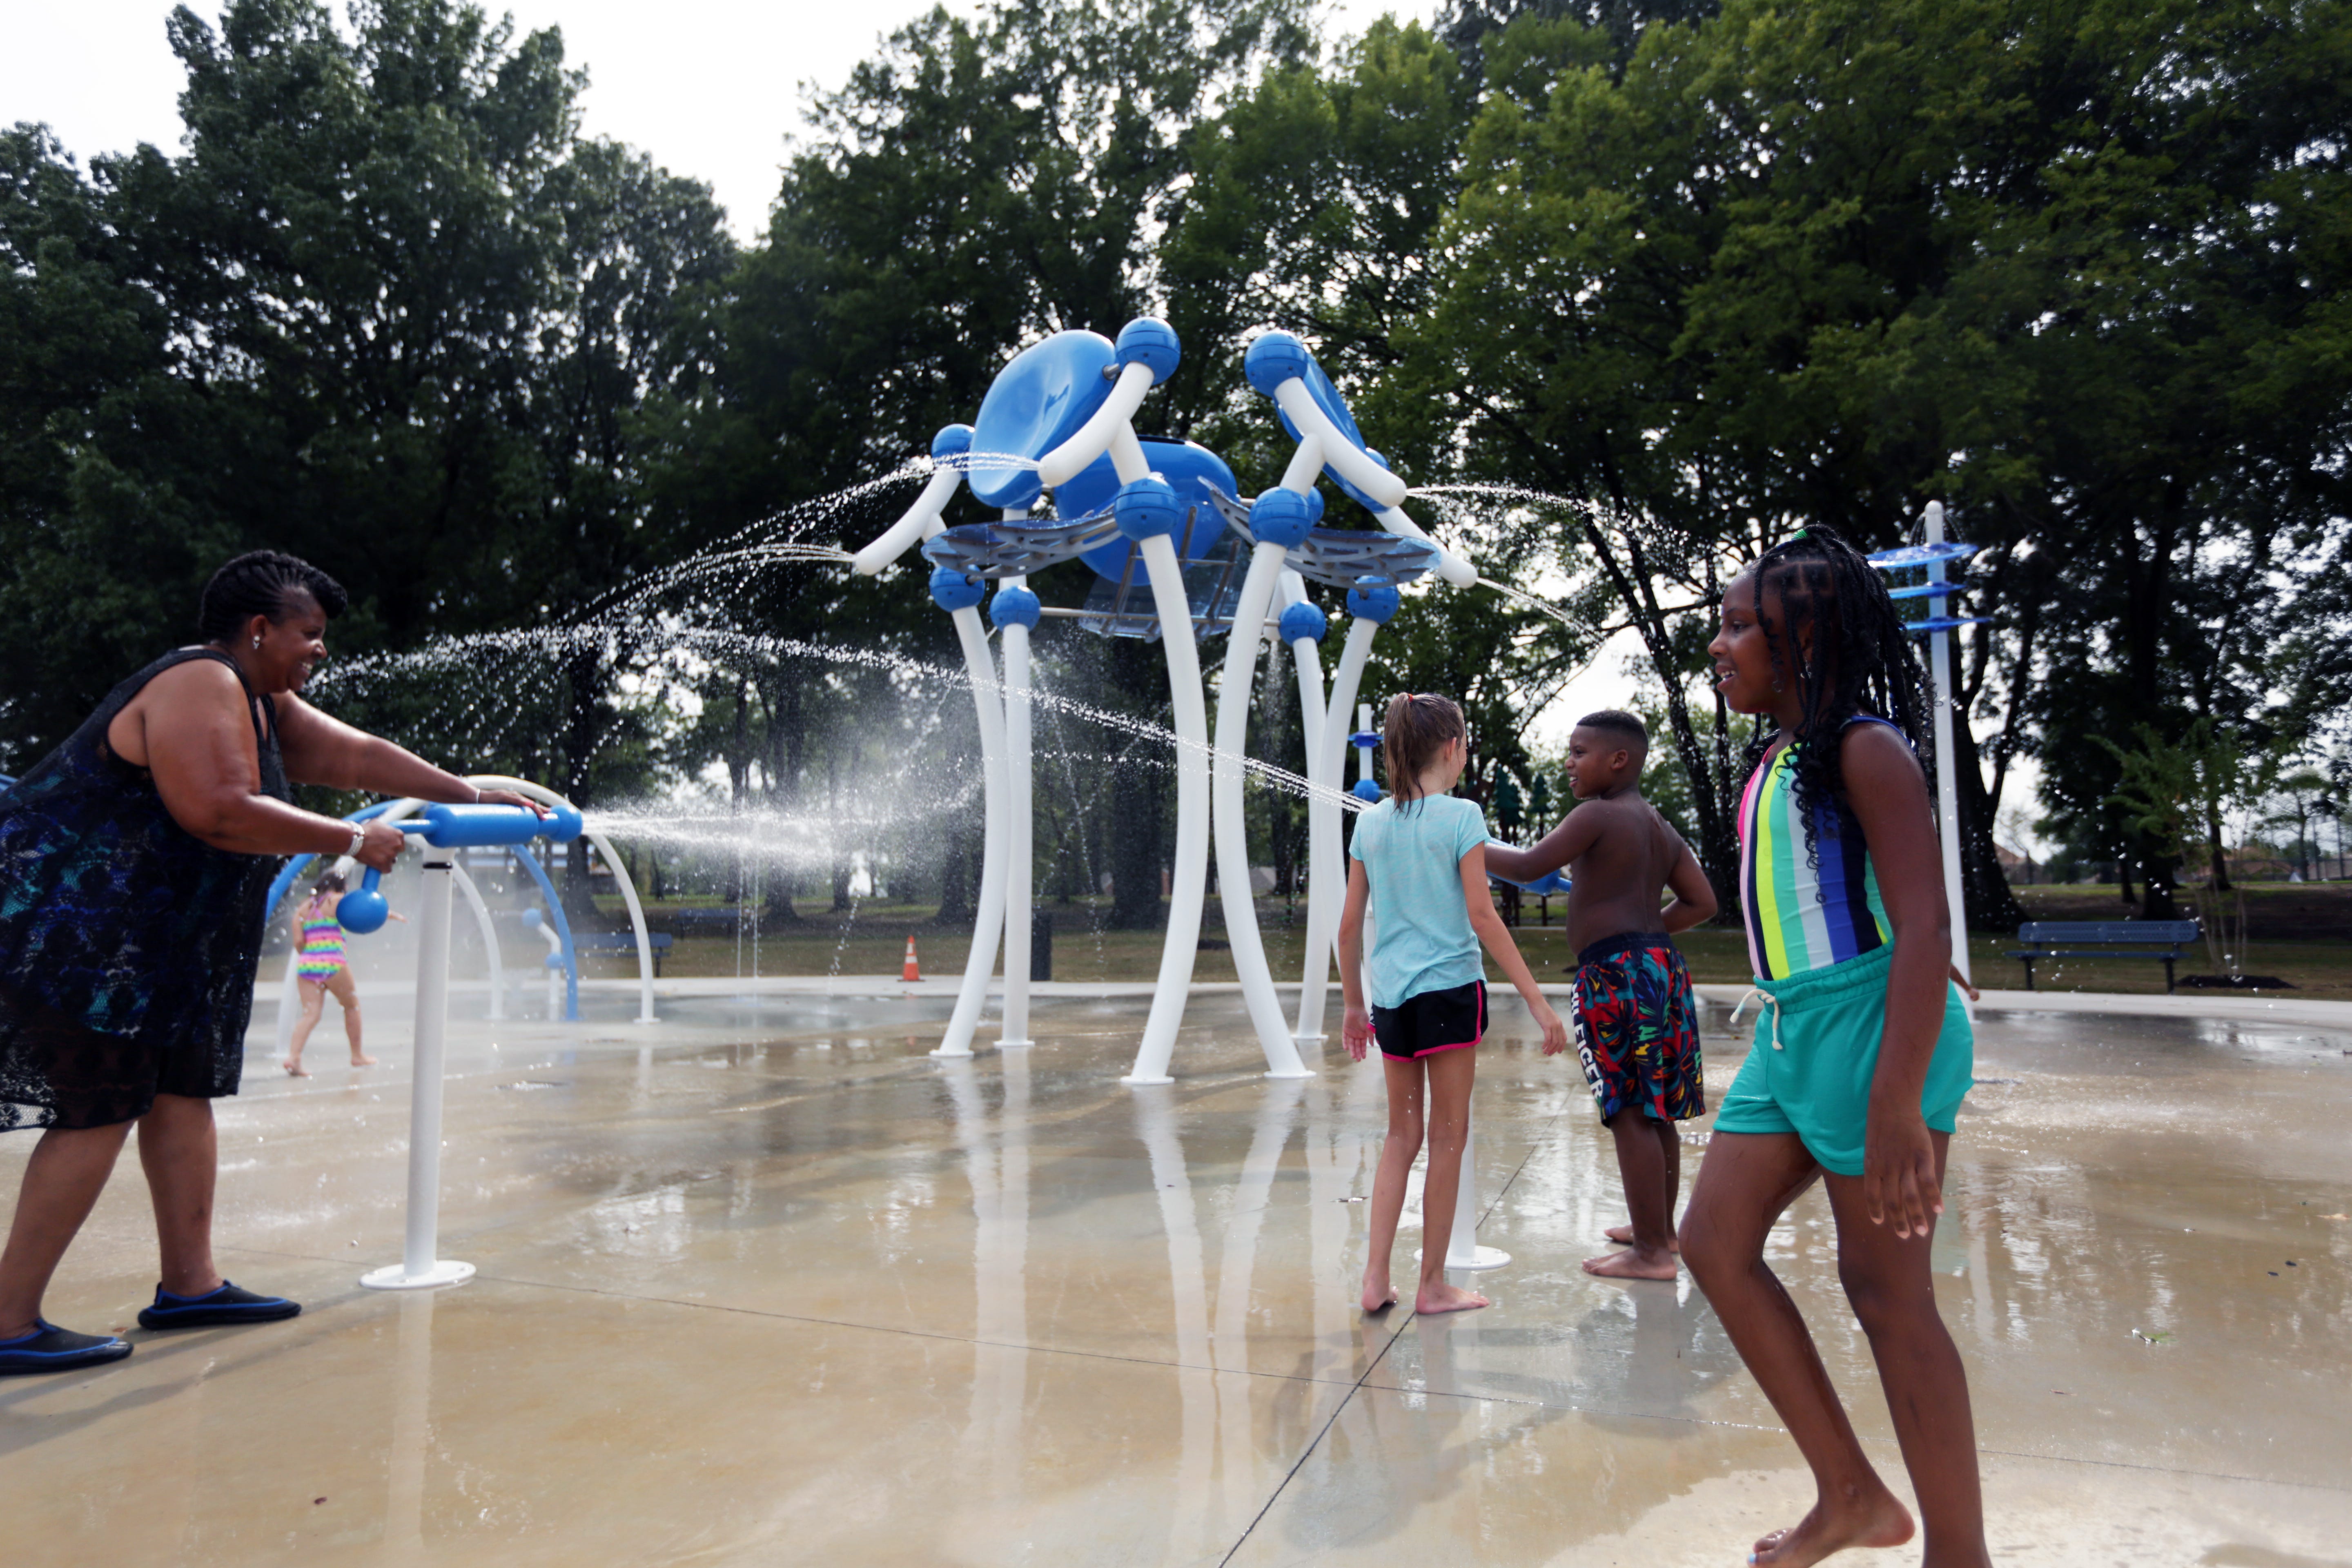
top-left (1054, 438), bottom-right (1238, 580)
top-left (967, 331), bottom-right (1118, 510)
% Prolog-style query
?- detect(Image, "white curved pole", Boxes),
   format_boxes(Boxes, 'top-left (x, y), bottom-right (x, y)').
top-left (1270, 380), bottom-right (1407, 509)
top-left (271, 947), bottom-right (303, 1064)
top-left (938, 605), bottom-right (1009, 1058)
top-left (1298, 618), bottom-right (1379, 1014)
top-left (1000, 574), bottom-right (1036, 1049)
top-left (450, 863), bottom-right (505, 1021)
top-left (1373, 506), bottom-right (1478, 587)
top-left (468, 775), bottom-right (657, 1024)
top-left (1212, 539), bottom-right (1313, 1078)
top-left (1282, 577), bottom-right (1332, 1048)
top-left (1122, 530), bottom-right (1213, 1085)
top-left (1036, 362), bottom-right (1156, 486)
top-left (853, 465), bottom-right (963, 576)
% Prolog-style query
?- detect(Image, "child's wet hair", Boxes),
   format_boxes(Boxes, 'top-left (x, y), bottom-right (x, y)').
top-left (1577, 710), bottom-right (1648, 766)
top-left (1738, 525), bottom-right (1931, 869)
top-left (1381, 692), bottom-right (1466, 813)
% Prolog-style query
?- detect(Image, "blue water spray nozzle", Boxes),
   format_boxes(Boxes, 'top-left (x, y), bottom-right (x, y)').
top-left (338, 805), bottom-right (581, 934)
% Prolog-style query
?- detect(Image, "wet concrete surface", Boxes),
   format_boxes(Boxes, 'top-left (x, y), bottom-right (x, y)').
top-left (2, 990), bottom-right (2348, 1565)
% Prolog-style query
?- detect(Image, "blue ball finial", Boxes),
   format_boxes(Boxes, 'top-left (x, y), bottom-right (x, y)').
top-left (1112, 476), bottom-right (1182, 541)
top-left (930, 567), bottom-right (986, 612)
top-left (1249, 489), bottom-right (1314, 549)
top-left (1244, 331), bottom-right (1312, 398)
top-left (1346, 580), bottom-right (1401, 624)
top-left (931, 423), bottom-right (974, 460)
top-left (1278, 601), bottom-right (1327, 644)
top-left (1350, 779), bottom-right (1385, 804)
top-left (1114, 318), bottom-right (1180, 383)
top-left (1305, 486), bottom-right (1326, 522)
top-left (989, 585), bottom-right (1042, 630)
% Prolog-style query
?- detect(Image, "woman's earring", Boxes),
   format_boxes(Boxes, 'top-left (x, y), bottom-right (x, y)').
top-left (252, 635), bottom-right (262, 649)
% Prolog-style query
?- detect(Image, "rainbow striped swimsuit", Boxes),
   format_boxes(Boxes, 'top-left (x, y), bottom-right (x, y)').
top-left (1735, 719), bottom-right (1896, 981)
top-left (296, 902), bottom-right (347, 983)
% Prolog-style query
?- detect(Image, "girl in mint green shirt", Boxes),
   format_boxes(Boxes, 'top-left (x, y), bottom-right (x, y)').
top-left (1339, 693), bottom-right (1565, 1317)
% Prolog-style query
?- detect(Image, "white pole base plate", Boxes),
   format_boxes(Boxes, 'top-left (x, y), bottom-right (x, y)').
top-left (929, 1046), bottom-right (973, 1059)
top-left (1120, 1074), bottom-right (1174, 1087)
top-left (1290, 1033), bottom-right (1325, 1048)
top-left (1416, 1245), bottom-right (1512, 1272)
top-left (1262, 1068), bottom-right (1315, 1080)
top-left (360, 1260), bottom-right (476, 1291)
top-left (996, 1038), bottom-right (1035, 1049)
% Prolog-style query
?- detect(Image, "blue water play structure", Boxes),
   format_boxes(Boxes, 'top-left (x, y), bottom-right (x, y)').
top-left (852, 321), bottom-right (1480, 1086)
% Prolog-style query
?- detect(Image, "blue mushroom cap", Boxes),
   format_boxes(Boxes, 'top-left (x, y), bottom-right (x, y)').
top-left (1249, 488), bottom-right (1315, 549)
top-left (989, 585), bottom-right (1042, 630)
top-left (1113, 476), bottom-right (1183, 541)
top-left (1244, 331), bottom-right (1312, 398)
top-left (1278, 601), bottom-right (1328, 644)
top-left (1114, 318), bottom-right (1181, 383)
top-left (929, 567), bottom-right (986, 612)
top-left (1345, 581), bottom-right (1402, 624)
top-left (931, 423), bottom-right (974, 460)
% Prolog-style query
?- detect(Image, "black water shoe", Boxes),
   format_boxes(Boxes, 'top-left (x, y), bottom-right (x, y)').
top-left (137, 1281), bottom-right (301, 1330)
top-left (0, 1320), bottom-right (133, 1375)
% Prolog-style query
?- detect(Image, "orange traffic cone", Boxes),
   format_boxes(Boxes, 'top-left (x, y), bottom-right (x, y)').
top-left (901, 936), bottom-right (922, 982)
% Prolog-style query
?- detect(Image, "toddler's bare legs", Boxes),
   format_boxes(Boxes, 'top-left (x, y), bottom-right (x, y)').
top-left (1412, 1047), bottom-right (1486, 1315)
top-left (1361, 1053), bottom-right (1422, 1312)
top-left (284, 980), bottom-right (326, 1075)
top-left (1605, 1117), bottom-right (1680, 1250)
top-left (1586, 1112), bottom-right (1678, 1279)
top-left (325, 969), bottom-right (373, 1065)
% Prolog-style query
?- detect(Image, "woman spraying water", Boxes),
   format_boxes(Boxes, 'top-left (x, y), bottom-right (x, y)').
top-left (1338, 693), bottom-right (1567, 1316)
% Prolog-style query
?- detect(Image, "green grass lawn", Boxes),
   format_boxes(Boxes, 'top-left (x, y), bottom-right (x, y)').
top-left (588, 886), bottom-right (2352, 999)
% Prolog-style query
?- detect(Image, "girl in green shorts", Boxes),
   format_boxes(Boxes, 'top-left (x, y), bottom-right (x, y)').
top-left (1681, 528), bottom-right (1991, 1568)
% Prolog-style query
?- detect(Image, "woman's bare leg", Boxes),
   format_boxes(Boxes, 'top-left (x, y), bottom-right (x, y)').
top-left (138, 1094), bottom-right (222, 1298)
top-left (285, 980), bottom-right (325, 1074)
top-left (1680, 1131), bottom-right (1913, 1567)
top-left (1824, 1134), bottom-right (1989, 1568)
top-left (1362, 1053), bottom-right (1423, 1311)
top-left (0, 1120), bottom-right (133, 1337)
top-left (327, 969), bottom-right (372, 1065)
top-left (1414, 1047), bottom-right (1486, 1314)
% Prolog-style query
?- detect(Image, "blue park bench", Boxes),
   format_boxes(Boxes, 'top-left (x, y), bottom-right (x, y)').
top-left (2009, 920), bottom-right (2201, 993)
top-left (572, 931), bottom-right (674, 977)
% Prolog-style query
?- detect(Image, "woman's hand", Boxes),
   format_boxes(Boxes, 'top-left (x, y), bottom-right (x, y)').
top-left (1342, 1006), bottom-right (1373, 1062)
top-left (474, 787), bottom-right (549, 817)
top-left (354, 820), bottom-right (405, 872)
top-left (1862, 1097), bottom-right (1942, 1239)
top-left (1532, 1001), bottom-right (1569, 1056)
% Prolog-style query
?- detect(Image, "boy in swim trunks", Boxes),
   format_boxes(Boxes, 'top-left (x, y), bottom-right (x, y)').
top-left (1486, 711), bottom-right (1717, 1280)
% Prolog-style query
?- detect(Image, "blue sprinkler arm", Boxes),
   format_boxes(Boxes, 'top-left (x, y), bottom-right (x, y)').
top-left (339, 804), bottom-right (584, 935)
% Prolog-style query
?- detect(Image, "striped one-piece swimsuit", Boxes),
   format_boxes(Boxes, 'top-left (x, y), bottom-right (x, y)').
top-left (296, 901), bottom-right (347, 983)
top-left (1736, 717), bottom-right (1898, 981)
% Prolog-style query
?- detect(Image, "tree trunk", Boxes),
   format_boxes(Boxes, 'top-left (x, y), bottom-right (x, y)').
top-left (1105, 641), bottom-right (1166, 931)
top-left (1951, 714), bottom-right (2025, 931)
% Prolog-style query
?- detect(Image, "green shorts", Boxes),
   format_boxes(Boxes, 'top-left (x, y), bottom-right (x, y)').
top-left (1711, 944), bottom-right (1973, 1176)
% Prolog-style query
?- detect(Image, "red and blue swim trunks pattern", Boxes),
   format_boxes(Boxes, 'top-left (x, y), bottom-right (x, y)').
top-left (1570, 933), bottom-right (1704, 1122)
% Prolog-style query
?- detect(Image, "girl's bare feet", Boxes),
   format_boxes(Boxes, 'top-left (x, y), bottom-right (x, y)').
top-left (282, 1060), bottom-right (310, 1078)
top-left (1583, 1247), bottom-right (1676, 1280)
top-left (1361, 1269), bottom-right (1398, 1313)
top-left (1605, 1223), bottom-right (1678, 1253)
top-left (1750, 1488), bottom-right (1913, 1566)
top-left (1413, 1280), bottom-right (1488, 1314)
top-left (349, 1052), bottom-right (376, 1067)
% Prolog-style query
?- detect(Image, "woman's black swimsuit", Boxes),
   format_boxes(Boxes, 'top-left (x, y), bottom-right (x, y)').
top-left (0, 649), bottom-right (290, 1131)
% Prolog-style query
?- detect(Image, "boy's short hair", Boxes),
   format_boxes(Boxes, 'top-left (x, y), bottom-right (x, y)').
top-left (1576, 709), bottom-right (1649, 764)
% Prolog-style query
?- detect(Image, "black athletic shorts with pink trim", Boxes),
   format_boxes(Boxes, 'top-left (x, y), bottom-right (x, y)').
top-left (1371, 979), bottom-right (1486, 1061)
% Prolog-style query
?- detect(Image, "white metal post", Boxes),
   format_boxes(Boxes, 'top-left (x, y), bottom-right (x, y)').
top-left (1444, 1125), bottom-right (1510, 1270)
top-left (1122, 530), bottom-right (1214, 1085)
top-left (938, 604), bottom-right (1009, 1058)
top-left (1282, 572), bottom-right (1330, 1050)
top-left (362, 854), bottom-right (474, 1290)
top-left (1924, 502), bottom-right (1972, 989)
top-left (1212, 539), bottom-right (1313, 1078)
top-left (1000, 574), bottom-right (1035, 1048)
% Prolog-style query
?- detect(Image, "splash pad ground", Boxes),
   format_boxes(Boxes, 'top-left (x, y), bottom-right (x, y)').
top-left (2, 987), bottom-right (2346, 1566)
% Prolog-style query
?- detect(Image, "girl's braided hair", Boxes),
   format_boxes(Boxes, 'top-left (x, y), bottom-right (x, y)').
top-left (197, 550), bottom-right (348, 644)
top-left (1740, 526), bottom-right (1932, 872)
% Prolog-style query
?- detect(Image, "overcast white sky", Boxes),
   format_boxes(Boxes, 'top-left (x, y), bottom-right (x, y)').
top-left (4, 0), bottom-right (1437, 237)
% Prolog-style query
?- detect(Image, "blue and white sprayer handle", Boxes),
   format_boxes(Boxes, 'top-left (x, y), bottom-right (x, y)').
top-left (1036, 319), bottom-right (1181, 487)
top-left (339, 803), bottom-right (583, 933)
top-left (854, 425), bottom-right (973, 575)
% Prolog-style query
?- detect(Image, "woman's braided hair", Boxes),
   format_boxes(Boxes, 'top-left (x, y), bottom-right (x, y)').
top-left (197, 550), bottom-right (348, 644)
top-left (1740, 526), bottom-right (1932, 875)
